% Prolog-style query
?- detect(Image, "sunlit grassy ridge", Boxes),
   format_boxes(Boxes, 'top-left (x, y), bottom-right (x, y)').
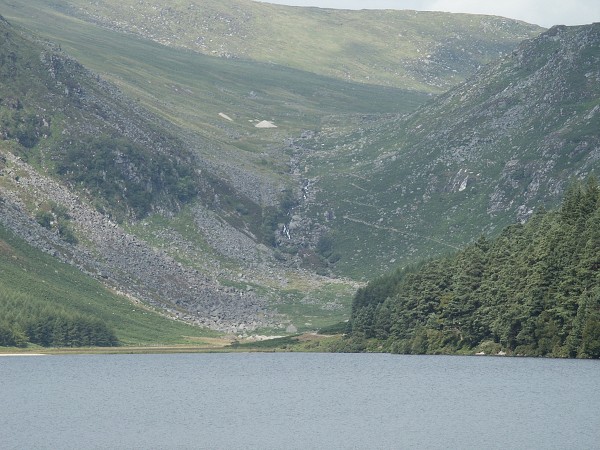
top-left (58, 0), bottom-right (543, 92)
top-left (2, 0), bottom-right (427, 140)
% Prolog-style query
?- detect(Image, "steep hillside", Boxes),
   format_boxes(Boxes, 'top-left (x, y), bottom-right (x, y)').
top-left (55, 0), bottom-right (543, 92)
top-left (292, 23), bottom-right (600, 278)
top-left (0, 223), bottom-right (216, 347)
top-left (0, 0), bottom-right (541, 210)
top-left (1, 0), bottom-right (429, 208)
top-left (345, 178), bottom-right (600, 358)
top-left (0, 14), bottom-right (198, 220)
top-left (0, 16), bottom-right (282, 332)
top-left (0, 13), bottom-right (366, 335)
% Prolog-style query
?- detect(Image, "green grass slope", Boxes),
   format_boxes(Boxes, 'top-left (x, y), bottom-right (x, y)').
top-left (57, 0), bottom-right (543, 92)
top-left (0, 224), bottom-right (216, 347)
top-left (0, 1), bottom-right (428, 135)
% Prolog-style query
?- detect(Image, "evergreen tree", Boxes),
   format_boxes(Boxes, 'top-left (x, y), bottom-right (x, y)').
top-left (347, 178), bottom-right (600, 358)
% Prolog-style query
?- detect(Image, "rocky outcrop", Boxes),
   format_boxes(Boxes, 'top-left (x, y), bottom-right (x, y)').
top-left (0, 150), bottom-right (277, 332)
top-left (288, 24), bottom-right (600, 277)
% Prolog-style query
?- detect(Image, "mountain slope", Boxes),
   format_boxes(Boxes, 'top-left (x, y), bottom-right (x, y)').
top-left (0, 14), bottom-right (200, 219)
top-left (0, 16), bottom-right (280, 332)
top-left (56, 0), bottom-right (543, 92)
top-left (1, 0), bottom-right (430, 208)
top-left (0, 13), bottom-right (365, 334)
top-left (293, 23), bottom-right (600, 278)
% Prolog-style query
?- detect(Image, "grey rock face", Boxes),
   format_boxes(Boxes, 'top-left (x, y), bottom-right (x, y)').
top-left (285, 24), bottom-right (600, 276)
top-left (0, 150), bottom-right (276, 332)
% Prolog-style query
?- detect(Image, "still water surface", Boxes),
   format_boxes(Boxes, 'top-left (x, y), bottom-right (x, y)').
top-left (1, 353), bottom-right (599, 449)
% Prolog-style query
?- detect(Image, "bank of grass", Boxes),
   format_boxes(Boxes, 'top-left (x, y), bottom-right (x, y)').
top-left (0, 334), bottom-right (345, 354)
top-left (0, 339), bottom-right (233, 355)
top-left (0, 224), bottom-right (217, 347)
top-left (230, 333), bottom-right (345, 352)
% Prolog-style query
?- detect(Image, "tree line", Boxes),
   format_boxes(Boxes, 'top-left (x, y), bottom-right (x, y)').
top-left (346, 177), bottom-right (600, 358)
top-left (0, 292), bottom-right (118, 348)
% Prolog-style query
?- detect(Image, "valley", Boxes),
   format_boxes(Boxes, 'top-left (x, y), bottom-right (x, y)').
top-left (0, 1), bottom-right (598, 352)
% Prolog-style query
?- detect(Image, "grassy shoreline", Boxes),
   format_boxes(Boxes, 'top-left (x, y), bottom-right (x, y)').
top-left (0, 346), bottom-right (228, 355)
top-left (0, 334), bottom-right (343, 355)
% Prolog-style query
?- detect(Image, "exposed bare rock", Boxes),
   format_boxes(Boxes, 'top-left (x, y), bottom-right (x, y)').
top-left (0, 149), bottom-right (277, 332)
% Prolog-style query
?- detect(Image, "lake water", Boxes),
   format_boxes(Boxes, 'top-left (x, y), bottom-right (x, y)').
top-left (1, 353), bottom-right (599, 449)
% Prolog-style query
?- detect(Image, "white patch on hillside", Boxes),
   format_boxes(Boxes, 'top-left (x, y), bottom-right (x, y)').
top-left (218, 112), bottom-right (233, 121)
top-left (255, 120), bottom-right (277, 128)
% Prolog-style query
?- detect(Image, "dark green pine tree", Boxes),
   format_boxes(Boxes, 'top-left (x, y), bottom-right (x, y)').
top-left (347, 177), bottom-right (600, 358)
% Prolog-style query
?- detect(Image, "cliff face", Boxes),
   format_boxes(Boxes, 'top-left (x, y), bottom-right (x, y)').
top-left (291, 24), bottom-right (600, 278)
